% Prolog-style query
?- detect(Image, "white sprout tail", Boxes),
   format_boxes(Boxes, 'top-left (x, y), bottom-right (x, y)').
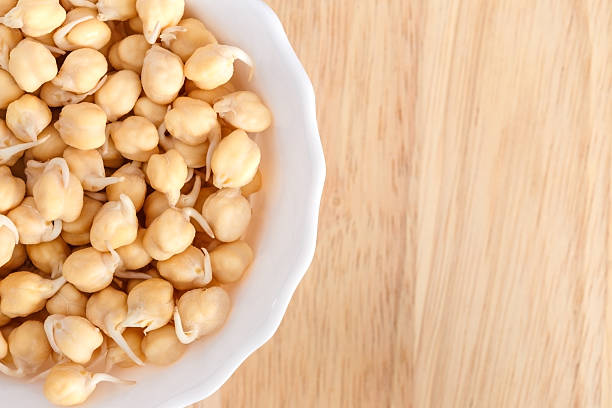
top-left (182, 207), bottom-right (214, 238)
top-left (86, 175), bottom-right (124, 191)
top-left (114, 271), bottom-right (152, 280)
top-left (205, 127), bottom-right (221, 181)
top-left (43, 315), bottom-right (64, 354)
top-left (53, 15), bottom-right (95, 50)
top-left (0, 7), bottom-right (24, 29)
top-left (178, 175), bottom-right (201, 208)
top-left (201, 247), bottom-right (212, 285)
top-left (91, 372), bottom-right (135, 386)
top-left (104, 315), bottom-right (144, 366)
top-left (43, 219), bottom-right (63, 242)
top-left (0, 215), bottom-right (19, 244)
top-left (173, 307), bottom-right (197, 344)
top-left (160, 25), bottom-right (186, 47)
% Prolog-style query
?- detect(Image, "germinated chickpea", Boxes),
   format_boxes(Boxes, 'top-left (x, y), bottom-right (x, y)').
top-left (128, 15), bottom-right (142, 33)
top-left (115, 228), bottom-right (151, 270)
top-left (32, 157), bottom-right (84, 222)
top-left (0, 215), bottom-right (18, 267)
top-left (39, 81), bottom-right (96, 108)
top-left (53, 48), bottom-right (108, 94)
top-left (106, 161), bottom-right (146, 211)
top-left (185, 44), bottom-right (253, 90)
top-left (44, 314), bottom-right (103, 364)
top-left (141, 324), bottom-right (186, 365)
top-left (90, 193), bottom-right (138, 251)
top-left (146, 149), bottom-right (187, 206)
top-left (0, 271), bottom-right (65, 317)
top-left (54, 8), bottom-right (111, 51)
top-left (6, 94), bottom-right (51, 142)
top-left (109, 33), bottom-right (149, 72)
top-left (0, 69), bottom-right (23, 109)
top-left (95, 70), bottom-right (141, 121)
top-left (0, 119), bottom-right (35, 166)
top-left (241, 169), bottom-right (262, 196)
top-left (62, 246), bottom-right (121, 293)
top-left (98, 122), bottom-right (125, 168)
top-left (63, 147), bottom-right (122, 192)
top-left (111, 115), bottom-right (159, 161)
top-left (97, 0), bottom-right (137, 21)
top-left (26, 237), bottom-right (70, 278)
top-left (202, 188), bottom-right (251, 242)
top-left (28, 125), bottom-right (67, 162)
top-left (158, 245), bottom-right (212, 290)
top-left (211, 129), bottom-right (261, 189)
top-left (164, 97), bottom-right (219, 146)
top-left (136, 0), bottom-right (184, 44)
top-left (210, 241), bottom-right (253, 283)
top-left (61, 196), bottom-right (101, 245)
top-left (0, 0), bottom-right (66, 37)
top-left (105, 327), bottom-right (143, 369)
top-left (143, 190), bottom-right (168, 226)
top-left (0, 25), bottom-right (21, 70)
top-left (7, 197), bottom-right (62, 244)
top-left (55, 102), bottom-right (107, 149)
top-left (0, 165), bottom-right (25, 213)
top-left (8, 38), bottom-right (57, 92)
top-left (3, 320), bottom-right (51, 377)
top-left (0, 242), bottom-right (25, 277)
top-left (133, 96), bottom-right (166, 127)
top-left (158, 129), bottom-right (209, 168)
top-left (141, 45), bottom-right (184, 104)
top-left (214, 91), bottom-right (272, 133)
top-left (174, 286), bottom-right (230, 344)
top-left (46, 283), bottom-right (88, 317)
top-left (120, 278), bottom-right (173, 333)
top-left (188, 82), bottom-right (235, 105)
top-left (165, 18), bottom-right (216, 62)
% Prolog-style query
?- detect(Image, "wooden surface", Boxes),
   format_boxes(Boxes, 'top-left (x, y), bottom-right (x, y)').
top-left (193, 0), bottom-right (612, 407)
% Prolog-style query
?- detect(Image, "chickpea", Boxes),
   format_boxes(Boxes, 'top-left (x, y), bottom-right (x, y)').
top-left (159, 128), bottom-right (209, 168)
top-left (86, 286), bottom-right (143, 365)
top-left (157, 246), bottom-right (212, 290)
top-left (62, 246), bottom-right (121, 293)
top-left (143, 206), bottom-right (213, 261)
top-left (133, 96), bottom-right (166, 127)
top-left (0, 242), bottom-right (25, 277)
top-left (110, 115), bottom-right (159, 161)
top-left (194, 185), bottom-right (218, 212)
top-left (0, 119), bottom-right (40, 166)
top-left (90, 193), bottom-right (138, 251)
top-left (96, 0), bottom-right (137, 21)
top-left (143, 190), bottom-right (168, 226)
top-left (127, 15), bottom-right (142, 33)
top-left (46, 283), bottom-right (88, 317)
top-left (202, 188), bottom-right (251, 242)
top-left (185, 44), bottom-right (253, 90)
top-left (53, 48), bottom-right (108, 94)
top-left (5, 94), bottom-right (51, 142)
top-left (0, 0), bottom-right (66, 37)
top-left (115, 228), bottom-right (151, 270)
top-left (0, 330), bottom-right (6, 359)
top-left (146, 149), bottom-right (187, 206)
top-left (141, 45), bottom-right (184, 104)
top-left (0, 271), bottom-right (65, 317)
top-left (28, 125), bottom-right (67, 162)
top-left (98, 122), bottom-right (125, 168)
top-left (241, 169), bottom-right (262, 196)
top-left (0, 215), bottom-right (18, 267)
top-left (163, 18), bottom-right (216, 62)
top-left (141, 324), bottom-right (185, 365)
top-left (54, 8), bottom-right (111, 51)
top-left (210, 130), bottom-right (261, 190)
top-left (61, 196), bottom-right (101, 245)
top-left (214, 91), bottom-right (272, 133)
top-left (0, 165), bottom-right (25, 213)
top-left (0, 25), bottom-right (22, 71)
top-left (108, 33), bottom-right (149, 72)
top-left (136, 0), bottom-right (184, 44)
top-left (164, 97), bottom-right (219, 146)
top-left (7, 197), bottom-right (62, 244)
top-left (210, 241), bottom-right (253, 283)
top-left (173, 286), bottom-right (230, 344)
top-left (95, 70), bottom-right (141, 121)
top-left (39, 76), bottom-right (107, 107)
top-left (32, 157), bottom-right (84, 222)
top-left (8, 38), bottom-right (57, 92)
top-left (0, 69), bottom-right (24, 109)
top-left (120, 278), bottom-right (173, 333)
top-left (26, 237), bottom-right (70, 278)
top-left (55, 102), bottom-right (108, 150)
top-left (44, 314), bottom-right (103, 364)
top-left (1, 320), bottom-right (51, 377)
top-left (106, 161), bottom-right (146, 211)
top-left (44, 362), bottom-right (133, 406)
top-left (63, 147), bottom-right (123, 192)
top-left (105, 327), bottom-right (143, 369)
top-left (188, 82), bottom-right (235, 105)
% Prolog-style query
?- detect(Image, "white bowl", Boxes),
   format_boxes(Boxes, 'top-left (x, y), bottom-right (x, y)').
top-left (1, 0), bottom-right (325, 406)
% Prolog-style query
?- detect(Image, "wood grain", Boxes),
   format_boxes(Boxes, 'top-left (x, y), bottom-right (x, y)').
top-left (192, 0), bottom-right (612, 407)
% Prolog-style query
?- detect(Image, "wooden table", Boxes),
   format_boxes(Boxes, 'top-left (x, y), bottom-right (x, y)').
top-left (193, 0), bottom-right (612, 406)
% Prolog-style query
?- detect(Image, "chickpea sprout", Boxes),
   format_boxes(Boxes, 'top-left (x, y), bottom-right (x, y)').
top-left (0, 165), bottom-right (25, 213)
top-left (62, 246), bottom-right (121, 293)
top-left (120, 278), bottom-right (173, 333)
top-left (7, 197), bottom-right (62, 244)
top-left (26, 237), bottom-right (70, 278)
top-left (6, 94), bottom-right (52, 142)
top-left (46, 283), bottom-right (88, 317)
top-left (0, 271), bottom-right (66, 318)
top-left (52, 48), bottom-right (108, 94)
top-left (214, 91), bottom-right (272, 133)
top-left (0, 0), bottom-right (66, 37)
top-left (145, 149), bottom-right (188, 206)
top-left (89, 193), bottom-right (138, 251)
top-left (8, 38), bottom-right (57, 92)
top-left (31, 157), bottom-right (84, 222)
top-left (55, 102), bottom-right (108, 150)
top-left (0, 320), bottom-right (51, 377)
top-left (63, 147), bottom-right (124, 192)
top-left (0, 215), bottom-right (19, 267)
top-left (140, 324), bottom-right (186, 365)
top-left (173, 286), bottom-right (230, 344)
top-left (44, 314), bottom-right (103, 364)
top-left (141, 45), bottom-right (184, 104)
top-left (210, 129), bottom-right (261, 189)
top-left (135, 0), bottom-right (184, 44)
top-left (157, 245), bottom-right (212, 290)
top-left (202, 188), bottom-right (251, 242)
top-left (184, 44), bottom-right (253, 90)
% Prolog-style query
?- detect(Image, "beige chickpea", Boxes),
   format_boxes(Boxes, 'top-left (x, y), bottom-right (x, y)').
top-left (164, 97), bottom-right (219, 146)
top-left (1, 320), bottom-right (51, 377)
top-left (46, 283), bottom-right (88, 317)
top-left (106, 161), bottom-right (146, 211)
top-left (0, 215), bottom-right (18, 267)
top-left (0, 242), bottom-right (25, 277)
top-left (194, 185), bottom-right (218, 212)
top-left (105, 327), bottom-right (143, 369)
top-left (32, 157), bottom-right (84, 222)
top-left (241, 169), bottom-right (262, 196)
top-left (158, 245), bottom-right (212, 290)
top-left (8, 38), bottom-right (57, 92)
top-left (210, 241), bottom-right (253, 283)
top-left (28, 125), bottom-right (67, 162)
top-left (44, 314), bottom-right (103, 364)
top-left (90, 194), bottom-right (138, 251)
top-left (214, 91), bottom-right (272, 133)
top-left (164, 18), bottom-right (216, 62)
top-left (185, 44), bottom-right (253, 90)
top-left (128, 15), bottom-right (142, 32)
top-left (173, 286), bottom-right (230, 344)
top-left (63, 147), bottom-right (123, 192)
top-left (0, 271), bottom-right (65, 317)
top-left (97, 0), bottom-right (137, 21)
top-left (120, 278), bottom-right (173, 333)
top-left (61, 196), bottom-right (101, 245)
top-left (0, 0), bottom-right (66, 37)
top-left (211, 129), bottom-right (261, 189)
top-left (202, 188), bottom-right (251, 242)
top-left (95, 70), bottom-right (141, 121)
top-left (98, 122), bottom-right (125, 168)
top-left (133, 96), bottom-right (166, 127)
top-left (44, 362), bottom-right (133, 406)
top-left (115, 228), bottom-right (151, 270)
top-left (143, 206), bottom-right (213, 261)
top-left (136, 0), bottom-right (184, 44)
top-left (5, 94), bottom-right (51, 142)
top-left (86, 286), bottom-right (143, 365)
top-left (146, 149), bottom-right (188, 206)
top-left (109, 33), bottom-right (149, 72)
top-left (143, 190), bottom-right (168, 226)
top-left (26, 237), bottom-right (70, 278)
top-left (53, 48), bottom-right (108, 94)
top-left (7, 197), bottom-right (62, 244)
top-left (54, 7), bottom-right (111, 51)
top-left (0, 69), bottom-right (23, 109)
top-left (62, 246), bottom-right (121, 293)
top-left (159, 130), bottom-right (209, 169)
top-left (188, 82), bottom-right (235, 106)
top-left (141, 45), bottom-right (184, 104)
top-left (111, 115), bottom-right (159, 161)
top-left (0, 165), bottom-right (25, 213)
top-left (55, 102), bottom-right (108, 149)
top-left (141, 324), bottom-right (185, 365)
top-left (0, 25), bottom-right (22, 71)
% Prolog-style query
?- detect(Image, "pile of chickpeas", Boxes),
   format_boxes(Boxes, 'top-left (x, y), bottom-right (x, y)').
top-left (0, 0), bottom-right (271, 405)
